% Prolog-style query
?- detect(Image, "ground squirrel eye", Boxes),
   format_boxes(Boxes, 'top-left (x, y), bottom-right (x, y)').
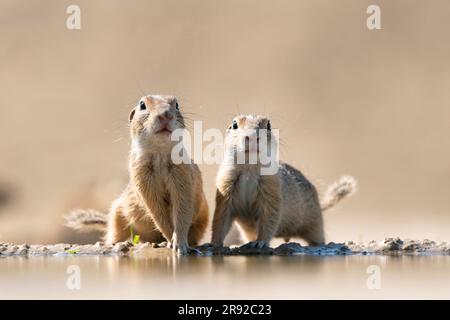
top-left (232, 121), bottom-right (238, 130)
top-left (139, 101), bottom-right (146, 111)
top-left (175, 102), bottom-right (179, 110)
top-left (267, 120), bottom-right (271, 131)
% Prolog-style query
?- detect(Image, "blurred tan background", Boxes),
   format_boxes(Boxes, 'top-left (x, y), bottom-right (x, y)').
top-left (0, 0), bottom-right (449, 244)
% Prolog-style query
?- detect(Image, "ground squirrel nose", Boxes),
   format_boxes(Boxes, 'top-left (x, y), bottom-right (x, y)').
top-left (158, 111), bottom-right (173, 124)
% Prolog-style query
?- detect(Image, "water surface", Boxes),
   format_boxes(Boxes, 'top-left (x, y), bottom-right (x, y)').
top-left (1, 250), bottom-right (449, 299)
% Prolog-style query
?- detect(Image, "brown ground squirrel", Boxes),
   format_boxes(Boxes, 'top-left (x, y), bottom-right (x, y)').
top-left (211, 114), bottom-right (356, 248)
top-left (66, 95), bottom-right (209, 254)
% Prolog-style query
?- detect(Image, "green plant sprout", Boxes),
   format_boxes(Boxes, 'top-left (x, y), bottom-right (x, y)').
top-left (130, 225), bottom-right (140, 246)
top-left (65, 249), bottom-right (80, 254)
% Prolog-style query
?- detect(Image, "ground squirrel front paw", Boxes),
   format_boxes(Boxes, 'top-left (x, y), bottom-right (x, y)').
top-left (242, 240), bottom-right (269, 249)
top-left (172, 242), bottom-right (188, 255)
top-left (170, 233), bottom-right (201, 255)
top-left (171, 242), bottom-right (202, 255)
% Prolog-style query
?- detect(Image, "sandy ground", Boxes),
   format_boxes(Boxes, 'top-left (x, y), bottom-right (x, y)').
top-left (1, 238), bottom-right (449, 257)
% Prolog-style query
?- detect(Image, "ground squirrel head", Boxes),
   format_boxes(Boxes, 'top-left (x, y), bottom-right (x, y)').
top-left (225, 114), bottom-right (276, 160)
top-left (129, 95), bottom-right (184, 153)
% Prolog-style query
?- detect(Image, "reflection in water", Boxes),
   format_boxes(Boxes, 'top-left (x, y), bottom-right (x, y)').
top-left (0, 251), bottom-right (449, 299)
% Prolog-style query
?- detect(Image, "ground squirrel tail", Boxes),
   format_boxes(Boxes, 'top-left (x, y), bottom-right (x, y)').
top-left (321, 176), bottom-right (357, 211)
top-left (64, 209), bottom-right (108, 232)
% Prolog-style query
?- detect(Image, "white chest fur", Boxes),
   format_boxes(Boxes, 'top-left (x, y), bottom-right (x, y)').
top-left (236, 171), bottom-right (259, 208)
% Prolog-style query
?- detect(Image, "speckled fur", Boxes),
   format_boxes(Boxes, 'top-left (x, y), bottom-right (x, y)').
top-left (211, 115), bottom-right (355, 247)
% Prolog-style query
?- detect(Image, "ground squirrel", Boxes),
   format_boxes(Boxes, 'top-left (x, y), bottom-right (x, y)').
top-left (211, 114), bottom-right (356, 248)
top-left (66, 95), bottom-right (209, 254)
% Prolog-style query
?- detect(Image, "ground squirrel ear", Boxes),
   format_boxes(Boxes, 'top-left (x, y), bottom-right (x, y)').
top-left (129, 109), bottom-right (136, 122)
